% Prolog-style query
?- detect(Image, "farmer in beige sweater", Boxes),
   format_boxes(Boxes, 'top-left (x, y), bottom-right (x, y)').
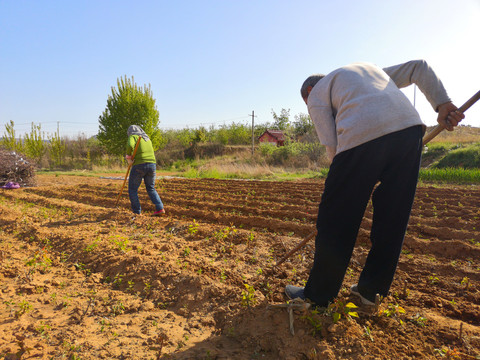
top-left (286, 60), bottom-right (464, 307)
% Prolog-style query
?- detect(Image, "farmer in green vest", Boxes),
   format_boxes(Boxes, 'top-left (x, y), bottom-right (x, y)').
top-left (125, 125), bottom-right (165, 216)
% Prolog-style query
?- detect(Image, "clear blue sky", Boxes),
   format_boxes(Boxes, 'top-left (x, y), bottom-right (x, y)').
top-left (1, 0), bottom-right (479, 138)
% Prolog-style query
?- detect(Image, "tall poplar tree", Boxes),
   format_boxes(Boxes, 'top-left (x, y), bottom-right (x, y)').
top-left (97, 76), bottom-right (161, 156)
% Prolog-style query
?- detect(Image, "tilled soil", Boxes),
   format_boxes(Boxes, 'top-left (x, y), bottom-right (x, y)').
top-left (0, 174), bottom-right (479, 359)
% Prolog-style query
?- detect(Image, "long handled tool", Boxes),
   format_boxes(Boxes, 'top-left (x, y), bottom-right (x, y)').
top-left (114, 136), bottom-right (142, 207)
top-left (275, 230), bottom-right (316, 267)
top-left (276, 90), bottom-right (480, 267)
top-left (423, 90), bottom-right (480, 145)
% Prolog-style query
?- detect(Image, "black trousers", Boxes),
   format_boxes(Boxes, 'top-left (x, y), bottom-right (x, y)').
top-left (304, 125), bottom-right (423, 306)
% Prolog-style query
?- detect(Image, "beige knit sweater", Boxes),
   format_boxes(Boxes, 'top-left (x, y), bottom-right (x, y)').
top-left (307, 60), bottom-right (451, 160)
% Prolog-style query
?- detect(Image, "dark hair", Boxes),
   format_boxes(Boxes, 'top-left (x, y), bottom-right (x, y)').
top-left (300, 74), bottom-right (325, 100)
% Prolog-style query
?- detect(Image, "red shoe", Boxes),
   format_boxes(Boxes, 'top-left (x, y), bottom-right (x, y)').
top-left (153, 209), bottom-right (166, 216)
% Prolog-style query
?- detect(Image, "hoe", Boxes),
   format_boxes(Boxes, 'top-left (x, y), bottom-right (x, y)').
top-left (114, 136), bottom-right (142, 207)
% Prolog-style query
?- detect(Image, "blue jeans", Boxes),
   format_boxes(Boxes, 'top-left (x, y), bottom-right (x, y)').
top-left (128, 163), bottom-right (164, 214)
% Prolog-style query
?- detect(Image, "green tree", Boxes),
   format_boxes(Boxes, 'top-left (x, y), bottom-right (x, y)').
top-left (293, 112), bottom-right (314, 138)
top-left (48, 126), bottom-right (66, 167)
top-left (1, 120), bottom-right (21, 152)
top-left (271, 108), bottom-right (291, 131)
top-left (192, 127), bottom-right (207, 144)
top-left (24, 123), bottom-right (46, 163)
top-left (98, 75), bottom-right (160, 156)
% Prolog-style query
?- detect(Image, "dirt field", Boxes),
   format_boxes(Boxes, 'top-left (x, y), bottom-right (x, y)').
top-left (0, 174), bottom-right (479, 359)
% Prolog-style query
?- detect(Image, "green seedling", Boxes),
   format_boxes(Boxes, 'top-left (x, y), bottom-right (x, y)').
top-left (4, 300), bottom-right (16, 317)
top-left (434, 347), bottom-right (461, 359)
top-left (241, 284), bottom-right (256, 307)
top-left (84, 237), bottom-right (100, 252)
top-left (25, 249), bottom-right (52, 273)
top-left (220, 269), bottom-right (227, 282)
top-left (460, 276), bottom-right (470, 291)
top-left (127, 280), bottom-right (135, 294)
top-left (246, 232), bottom-right (255, 246)
top-left (110, 235), bottom-right (131, 253)
top-left (302, 308), bottom-right (323, 336)
top-left (112, 273), bottom-right (124, 289)
top-left (383, 303), bottom-right (406, 325)
top-left (327, 299), bottom-right (359, 323)
top-left (188, 219), bottom-right (199, 234)
top-left (363, 325), bottom-right (374, 342)
top-left (143, 281), bottom-right (152, 297)
top-left (409, 313), bottom-right (427, 327)
top-left (111, 301), bottom-right (125, 316)
top-left (35, 322), bottom-right (51, 339)
top-left (16, 299), bottom-right (33, 318)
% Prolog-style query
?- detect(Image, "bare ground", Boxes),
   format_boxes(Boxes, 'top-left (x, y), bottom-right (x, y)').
top-left (0, 174), bottom-right (479, 359)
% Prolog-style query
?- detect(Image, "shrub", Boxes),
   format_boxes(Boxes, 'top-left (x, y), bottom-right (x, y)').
top-left (434, 144), bottom-right (480, 169)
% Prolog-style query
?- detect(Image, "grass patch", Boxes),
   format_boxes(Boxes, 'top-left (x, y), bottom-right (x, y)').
top-left (419, 168), bottom-right (480, 184)
top-left (37, 169), bottom-right (124, 177)
top-left (433, 143), bottom-right (480, 169)
top-left (178, 165), bottom-right (330, 181)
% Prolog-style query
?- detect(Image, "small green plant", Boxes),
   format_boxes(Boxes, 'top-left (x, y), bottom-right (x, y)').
top-left (220, 269), bottom-right (227, 282)
top-left (241, 284), bottom-right (257, 307)
top-left (428, 274), bottom-right (439, 285)
top-left (16, 299), bottom-right (33, 318)
top-left (246, 231), bottom-right (255, 246)
top-left (460, 276), bottom-right (470, 291)
top-left (434, 346), bottom-right (461, 359)
top-left (409, 313), bottom-right (427, 327)
top-left (383, 303), bottom-right (406, 325)
top-left (188, 219), bottom-right (199, 234)
top-left (303, 308), bottom-right (323, 336)
top-left (143, 281), bottom-right (152, 297)
top-left (4, 300), bottom-right (16, 317)
top-left (74, 262), bottom-right (91, 276)
top-left (213, 226), bottom-right (238, 242)
top-left (25, 248), bottom-right (52, 273)
top-left (110, 235), bottom-right (131, 253)
top-left (183, 247), bottom-right (191, 257)
top-left (363, 325), bottom-right (374, 342)
top-left (84, 237), bottom-right (100, 252)
top-left (60, 295), bottom-right (71, 308)
top-left (112, 273), bottom-right (124, 289)
top-left (127, 280), bottom-right (135, 294)
top-left (111, 301), bottom-right (125, 316)
top-left (35, 321), bottom-right (51, 339)
top-left (327, 299), bottom-right (359, 323)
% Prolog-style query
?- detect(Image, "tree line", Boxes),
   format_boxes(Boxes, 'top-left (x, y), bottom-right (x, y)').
top-left (1, 75), bottom-right (320, 169)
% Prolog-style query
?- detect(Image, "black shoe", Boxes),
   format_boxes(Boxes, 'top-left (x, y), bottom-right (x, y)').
top-left (350, 284), bottom-right (375, 305)
top-left (285, 285), bottom-right (306, 300)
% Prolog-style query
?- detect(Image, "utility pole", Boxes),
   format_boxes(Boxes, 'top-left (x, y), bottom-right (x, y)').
top-left (413, 84), bottom-right (416, 108)
top-left (250, 111), bottom-right (257, 155)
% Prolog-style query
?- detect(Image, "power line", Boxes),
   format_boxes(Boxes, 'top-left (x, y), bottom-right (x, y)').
top-left (187, 115), bottom-right (250, 127)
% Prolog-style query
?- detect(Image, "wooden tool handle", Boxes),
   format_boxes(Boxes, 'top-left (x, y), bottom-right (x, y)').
top-left (115, 136), bottom-right (142, 207)
top-left (423, 90), bottom-right (480, 145)
top-left (275, 230), bottom-right (316, 267)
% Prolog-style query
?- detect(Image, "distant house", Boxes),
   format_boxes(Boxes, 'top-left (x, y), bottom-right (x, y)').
top-left (258, 130), bottom-right (285, 146)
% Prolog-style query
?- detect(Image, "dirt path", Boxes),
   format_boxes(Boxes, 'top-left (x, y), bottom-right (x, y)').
top-left (0, 174), bottom-right (479, 359)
